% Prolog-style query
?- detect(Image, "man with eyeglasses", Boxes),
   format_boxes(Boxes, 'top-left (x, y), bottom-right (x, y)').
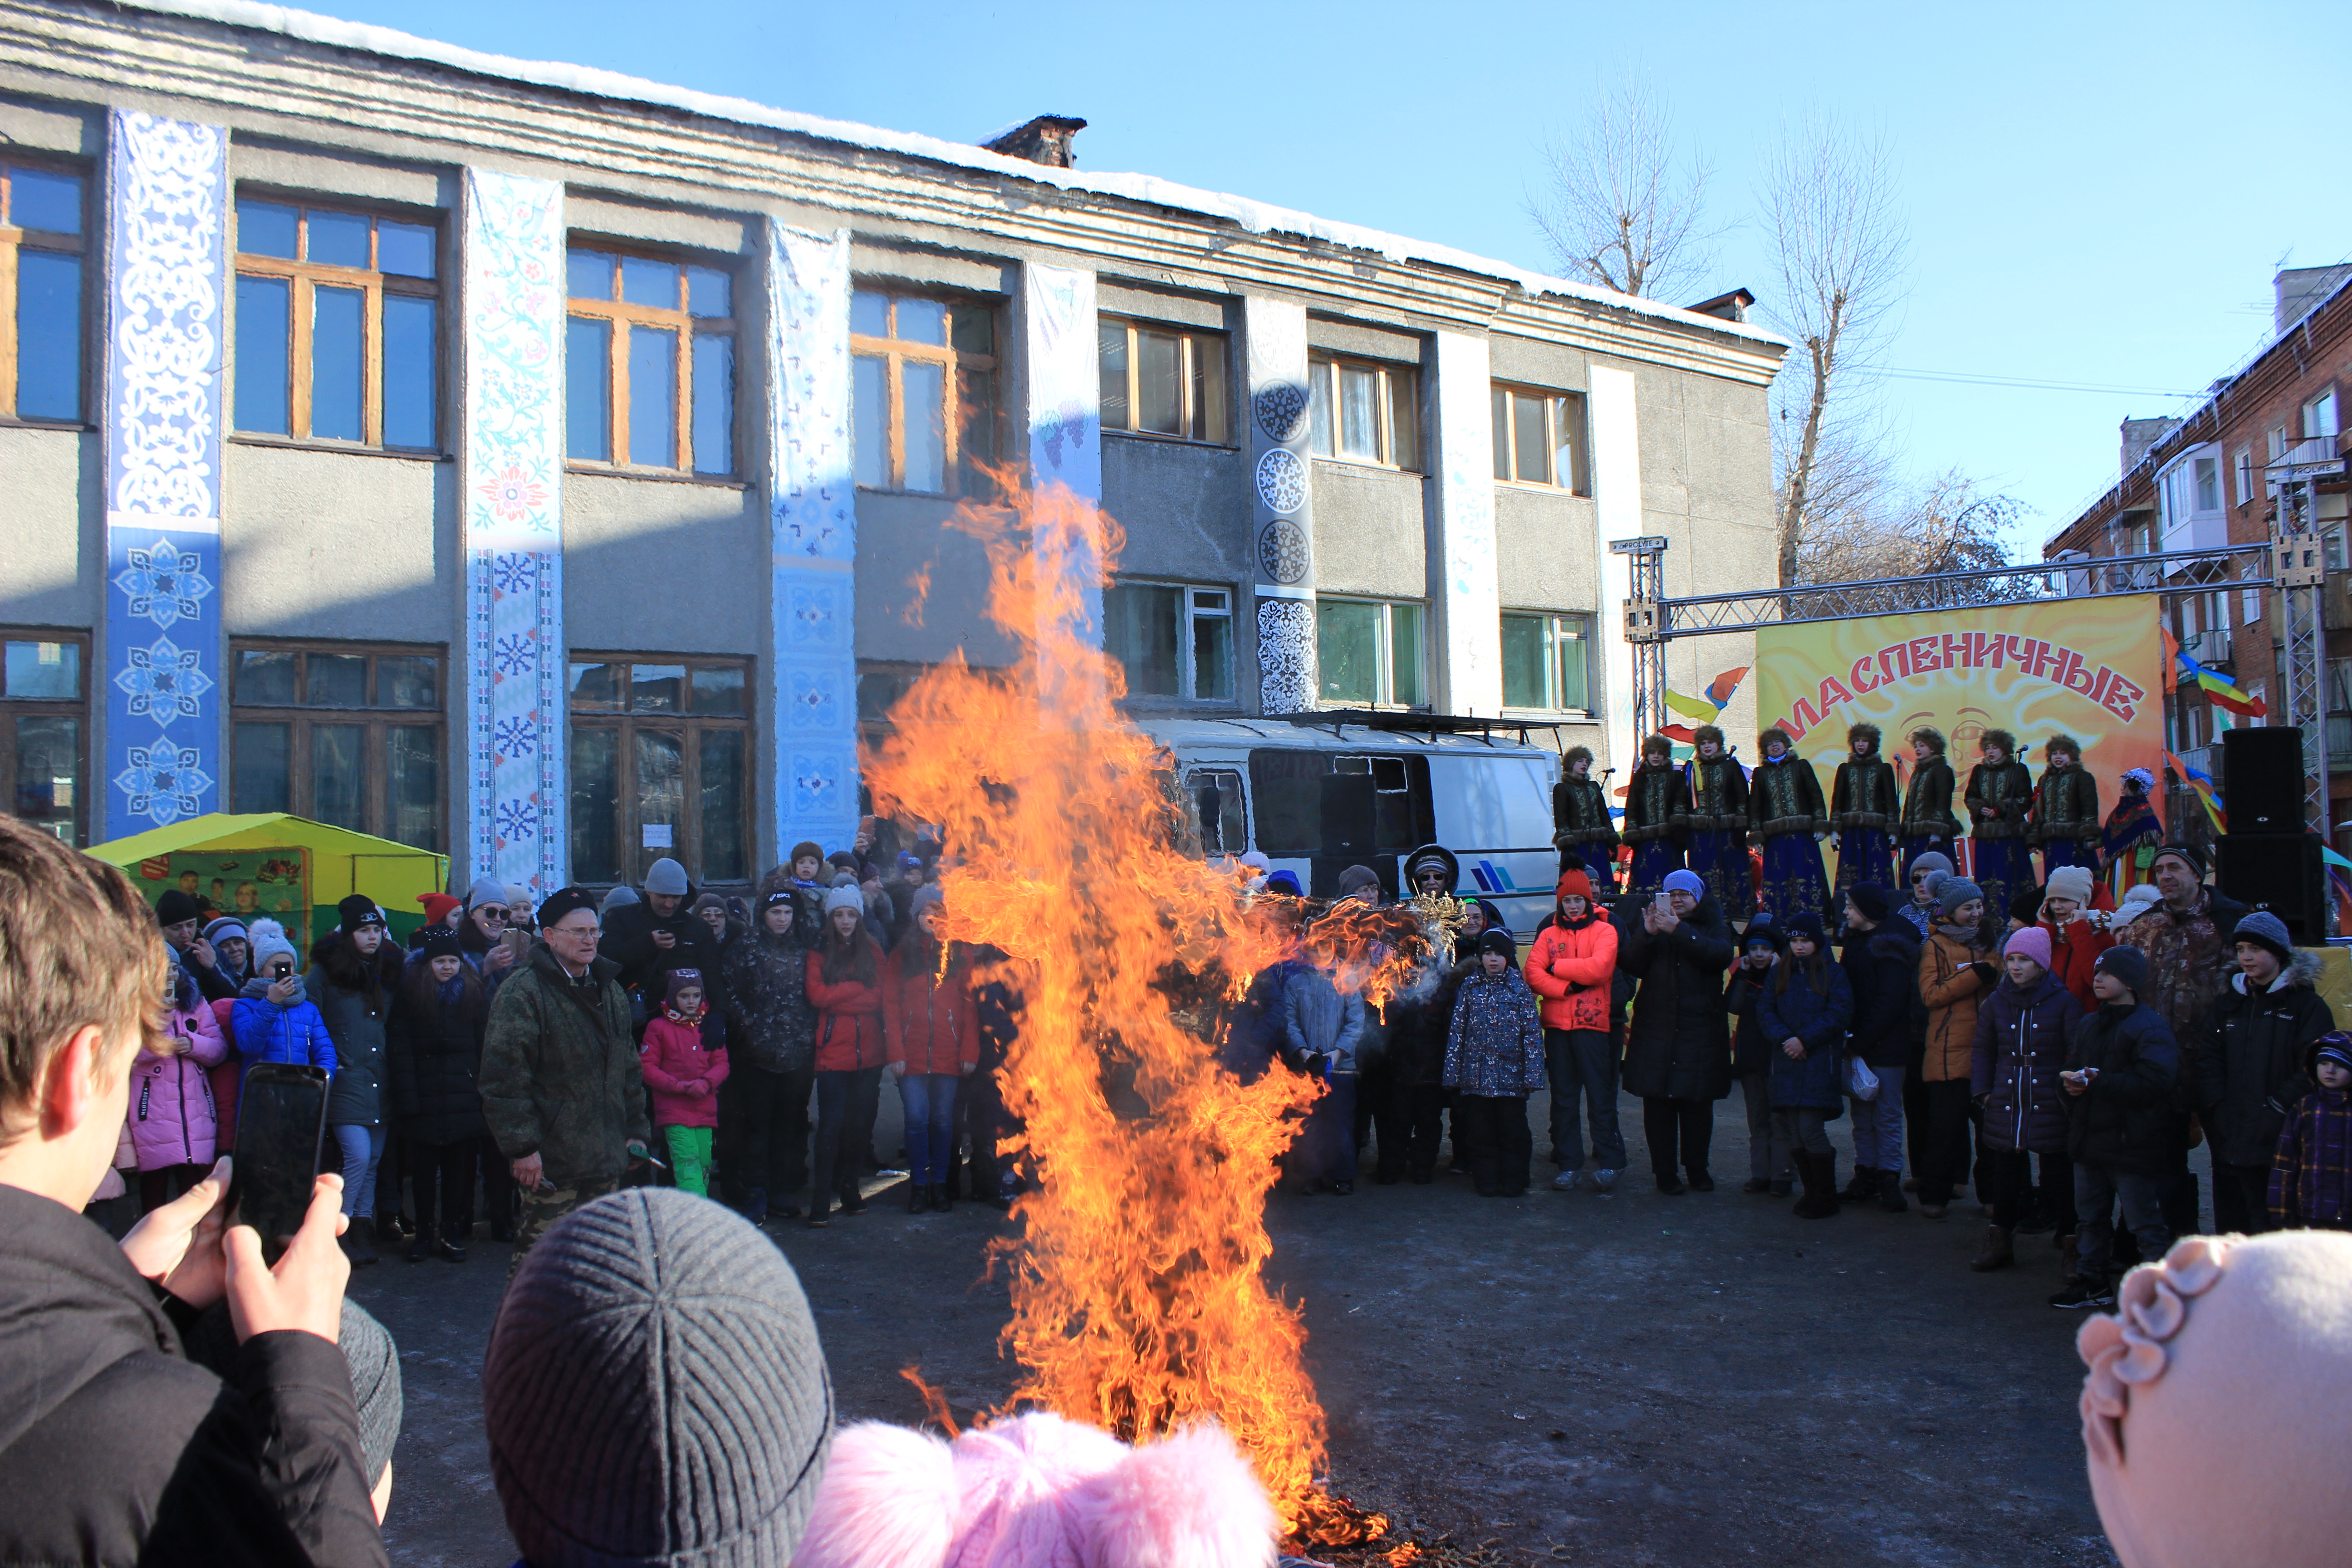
top-left (480, 887), bottom-right (652, 1276)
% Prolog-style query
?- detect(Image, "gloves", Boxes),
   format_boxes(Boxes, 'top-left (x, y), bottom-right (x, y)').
top-left (1303, 1052), bottom-right (1330, 1079)
top-left (1968, 961), bottom-right (1998, 986)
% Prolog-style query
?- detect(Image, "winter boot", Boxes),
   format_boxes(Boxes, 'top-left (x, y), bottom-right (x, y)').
top-left (406, 1231), bottom-right (431, 1264)
top-left (931, 1182), bottom-right (953, 1214)
top-left (836, 1181), bottom-right (867, 1216)
top-left (745, 1186), bottom-right (769, 1228)
top-left (342, 1219), bottom-right (379, 1266)
top-left (1792, 1152), bottom-right (1841, 1219)
top-left (806, 1190), bottom-right (832, 1228)
top-left (1878, 1169), bottom-right (1908, 1213)
top-left (907, 1179), bottom-right (930, 1214)
top-left (1969, 1224), bottom-right (2016, 1272)
top-left (1839, 1166), bottom-right (1879, 1203)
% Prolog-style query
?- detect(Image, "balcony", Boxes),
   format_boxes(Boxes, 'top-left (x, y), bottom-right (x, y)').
top-left (2181, 627), bottom-right (2234, 671)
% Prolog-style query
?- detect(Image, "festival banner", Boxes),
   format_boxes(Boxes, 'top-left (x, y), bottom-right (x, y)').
top-left (1755, 595), bottom-right (2166, 873)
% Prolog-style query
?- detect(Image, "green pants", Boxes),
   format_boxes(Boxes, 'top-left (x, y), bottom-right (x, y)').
top-left (508, 1172), bottom-right (620, 1279)
top-left (664, 1125), bottom-right (714, 1196)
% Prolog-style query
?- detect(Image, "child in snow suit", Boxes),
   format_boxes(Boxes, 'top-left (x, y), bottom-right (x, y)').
top-left (638, 969), bottom-right (730, 1197)
top-left (1443, 928), bottom-right (1547, 1196)
top-left (2270, 1032), bottom-right (2352, 1230)
top-left (128, 966), bottom-right (229, 1211)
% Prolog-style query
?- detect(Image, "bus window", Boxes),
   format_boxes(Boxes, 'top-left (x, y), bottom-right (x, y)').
top-left (1185, 768), bottom-right (1245, 855)
top-left (1248, 749), bottom-right (1431, 857)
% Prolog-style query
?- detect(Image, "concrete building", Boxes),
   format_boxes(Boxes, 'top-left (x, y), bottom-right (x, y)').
top-left (2043, 266), bottom-right (2352, 846)
top-left (0, 0), bottom-right (1787, 897)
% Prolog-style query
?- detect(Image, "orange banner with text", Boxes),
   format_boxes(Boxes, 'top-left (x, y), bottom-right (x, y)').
top-left (1754, 594), bottom-right (2166, 826)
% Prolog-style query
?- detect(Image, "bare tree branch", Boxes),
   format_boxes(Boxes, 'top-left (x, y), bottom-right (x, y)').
top-left (1528, 86), bottom-right (1717, 302)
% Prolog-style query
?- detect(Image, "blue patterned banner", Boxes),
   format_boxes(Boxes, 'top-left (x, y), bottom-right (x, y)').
top-left (103, 111), bottom-right (228, 838)
top-left (1243, 296), bottom-right (1316, 713)
top-left (770, 226), bottom-right (859, 858)
top-left (461, 168), bottom-right (566, 900)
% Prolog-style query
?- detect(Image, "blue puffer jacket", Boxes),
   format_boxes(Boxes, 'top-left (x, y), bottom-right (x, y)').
top-left (1443, 966), bottom-right (1546, 1097)
top-left (1971, 969), bottom-right (2081, 1155)
top-left (1758, 959), bottom-right (1852, 1112)
top-left (229, 976), bottom-right (338, 1076)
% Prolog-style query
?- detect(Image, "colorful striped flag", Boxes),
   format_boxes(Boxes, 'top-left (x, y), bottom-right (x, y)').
top-left (2165, 749), bottom-right (2227, 833)
top-left (2175, 647), bottom-right (2266, 717)
top-left (1662, 666), bottom-right (1751, 725)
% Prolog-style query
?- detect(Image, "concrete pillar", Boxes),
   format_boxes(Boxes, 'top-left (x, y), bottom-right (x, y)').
top-left (101, 111), bottom-right (229, 837)
top-left (1017, 260), bottom-right (1104, 670)
top-left (1242, 296), bottom-right (1316, 712)
top-left (459, 168), bottom-right (568, 898)
top-left (1429, 330), bottom-right (1499, 715)
top-left (1588, 363), bottom-right (1642, 776)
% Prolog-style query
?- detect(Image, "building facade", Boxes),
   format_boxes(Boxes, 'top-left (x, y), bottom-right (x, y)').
top-left (2043, 266), bottom-right (2352, 846)
top-left (0, 0), bottom-right (1787, 896)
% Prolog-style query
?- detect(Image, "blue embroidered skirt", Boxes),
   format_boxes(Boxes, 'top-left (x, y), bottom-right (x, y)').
top-left (1759, 833), bottom-right (1830, 924)
top-left (1625, 840), bottom-right (1685, 903)
top-left (1836, 828), bottom-right (1896, 897)
top-left (1688, 829), bottom-right (1749, 918)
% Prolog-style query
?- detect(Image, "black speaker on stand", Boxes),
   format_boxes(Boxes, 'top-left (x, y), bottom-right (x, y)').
top-left (2216, 726), bottom-right (2329, 943)
top-left (2221, 727), bottom-right (2307, 836)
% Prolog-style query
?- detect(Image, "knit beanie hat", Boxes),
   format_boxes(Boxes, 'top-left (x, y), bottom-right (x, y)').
top-left (2045, 865), bottom-right (2096, 909)
top-left (643, 858), bottom-right (691, 898)
top-left (1663, 869), bottom-right (1705, 898)
top-left (246, 918), bottom-right (298, 974)
top-left (1937, 877), bottom-right (1984, 920)
top-left (2004, 925), bottom-right (2053, 970)
top-left (789, 840), bottom-right (824, 869)
top-left (908, 885), bottom-right (945, 920)
top-left (466, 875), bottom-right (510, 911)
top-left (155, 889), bottom-right (201, 927)
top-left (2078, 1231), bottom-right (2352, 1568)
top-left (2009, 886), bottom-right (2046, 927)
top-left (2153, 843), bottom-right (2207, 880)
top-left (1783, 910), bottom-right (1825, 945)
top-left (485, 1189), bottom-right (834, 1568)
top-left (416, 892), bottom-right (462, 928)
top-left (1743, 918), bottom-right (1781, 953)
top-left (416, 928), bottom-right (464, 962)
top-left (336, 895), bottom-right (385, 932)
top-left (821, 884), bottom-right (864, 918)
top-left (1263, 870), bottom-right (1303, 898)
top-left (2312, 1033), bottom-right (2352, 1078)
top-left (201, 915), bottom-right (249, 947)
top-left (1335, 864), bottom-right (1382, 901)
top-left (665, 969), bottom-right (706, 1013)
top-left (1846, 882), bottom-right (1891, 923)
top-left (1477, 926), bottom-right (1519, 965)
top-left (2234, 910), bottom-right (2294, 966)
top-left (2117, 883), bottom-right (2164, 918)
top-left (2096, 945), bottom-right (2149, 995)
top-left (537, 887), bottom-right (599, 930)
top-left (601, 885), bottom-right (641, 916)
top-left (1907, 851), bottom-right (1954, 888)
top-left (184, 1299), bottom-right (403, 1491)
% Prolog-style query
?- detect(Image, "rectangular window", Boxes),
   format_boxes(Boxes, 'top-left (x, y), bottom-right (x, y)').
top-left (1307, 354), bottom-right (1420, 470)
top-left (1183, 766), bottom-right (1246, 856)
top-left (1499, 612), bottom-right (1595, 712)
top-left (565, 247), bottom-right (735, 475)
top-left (1097, 317), bottom-right (1230, 444)
top-left (2194, 456), bottom-right (2220, 513)
top-left (1246, 747), bottom-right (1433, 858)
top-left (232, 197), bottom-right (439, 450)
top-left (1102, 583), bottom-right (1234, 702)
top-left (2306, 388), bottom-right (2341, 441)
top-left (850, 289), bottom-right (997, 496)
top-left (229, 642), bottom-right (442, 852)
top-left (1490, 384), bottom-right (1587, 491)
top-left (1, 162), bottom-right (87, 423)
top-left (567, 655), bottom-right (750, 885)
top-left (1315, 598), bottom-right (1424, 708)
top-left (2234, 446), bottom-right (2254, 507)
top-left (1, 631), bottom-right (88, 846)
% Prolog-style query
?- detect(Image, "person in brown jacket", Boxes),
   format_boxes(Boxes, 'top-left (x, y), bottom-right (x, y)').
top-left (1917, 876), bottom-right (1999, 1219)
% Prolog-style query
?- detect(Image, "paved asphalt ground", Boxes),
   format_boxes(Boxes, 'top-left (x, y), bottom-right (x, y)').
top-left (356, 1088), bottom-right (2129, 1568)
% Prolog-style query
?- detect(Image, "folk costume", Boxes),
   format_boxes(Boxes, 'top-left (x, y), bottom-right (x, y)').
top-left (1830, 722), bottom-right (1901, 896)
top-left (1750, 730), bottom-right (1831, 923)
top-left (1963, 730), bottom-right (2036, 921)
top-left (1552, 746), bottom-right (1621, 881)
top-left (2101, 767), bottom-right (2163, 898)
top-left (2027, 733), bottom-right (2102, 880)
top-left (1899, 728), bottom-right (1961, 880)
top-left (1682, 727), bottom-right (1752, 918)
top-left (1621, 742), bottom-right (1687, 903)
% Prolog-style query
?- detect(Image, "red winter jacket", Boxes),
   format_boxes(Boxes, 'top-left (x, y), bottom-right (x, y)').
top-left (637, 1009), bottom-right (731, 1129)
top-left (882, 944), bottom-right (980, 1075)
top-left (805, 949), bottom-right (886, 1071)
top-left (1524, 916), bottom-right (1620, 1033)
top-left (2041, 915), bottom-right (2117, 1014)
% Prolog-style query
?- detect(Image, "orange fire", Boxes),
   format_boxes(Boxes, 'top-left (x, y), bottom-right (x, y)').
top-left (863, 476), bottom-right (1431, 1544)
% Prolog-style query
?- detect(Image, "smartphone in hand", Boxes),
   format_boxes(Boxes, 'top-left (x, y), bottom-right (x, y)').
top-left (224, 1063), bottom-right (329, 1266)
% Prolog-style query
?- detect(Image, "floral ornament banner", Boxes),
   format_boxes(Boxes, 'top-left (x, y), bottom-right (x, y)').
top-left (104, 111), bottom-right (227, 836)
top-left (461, 168), bottom-right (566, 900)
top-left (1021, 262), bottom-right (1106, 714)
top-left (769, 226), bottom-right (860, 859)
top-left (1431, 330), bottom-right (1499, 715)
top-left (1243, 296), bottom-right (1316, 714)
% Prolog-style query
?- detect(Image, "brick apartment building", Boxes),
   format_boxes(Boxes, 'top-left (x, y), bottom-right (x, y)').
top-left (2043, 265), bottom-right (2352, 849)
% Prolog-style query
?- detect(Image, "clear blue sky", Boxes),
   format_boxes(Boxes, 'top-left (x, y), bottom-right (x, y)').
top-left (325, 0), bottom-right (2350, 559)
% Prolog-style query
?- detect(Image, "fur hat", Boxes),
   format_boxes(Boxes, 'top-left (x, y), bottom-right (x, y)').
top-left (1909, 726), bottom-right (1946, 756)
top-left (538, 887), bottom-right (599, 929)
top-left (1564, 744), bottom-right (1594, 771)
top-left (791, 1411), bottom-right (1276, 1568)
top-left (1693, 723), bottom-right (1725, 750)
top-left (2122, 767), bottom-right (2155, 794)
top-left (789, 840), bottom-right (825, 868)
top-left (2004, 925), bottom-right (2053, 970)
top-left (2045, 865), bottom-right (2096, 909)
top-left (1758, 726), bottom-right (1794, 755)
top-left (1641, 732), bottom-right (1674, 760)
top-left (1847, 722), bottom-right (1882, 754)
top-left (1979, 728), bottom-right (2018, 759)
top-left (2045, 732), bottom-right (2084, 763)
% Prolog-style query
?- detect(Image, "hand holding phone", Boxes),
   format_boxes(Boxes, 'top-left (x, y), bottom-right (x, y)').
top-left (119, 1154), bottom-right (234, 1308)
top-left (225, 1063), bottom-right (329, 1268)
top-left (225, 1171), bottom-right (349, 1345)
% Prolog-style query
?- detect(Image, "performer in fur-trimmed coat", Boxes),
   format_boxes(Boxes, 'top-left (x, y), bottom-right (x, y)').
top-left (1749, 727), bottom-right (1830, 922)
top-left (1898, 726), bottom-right (1960, 880)
top-left (1830, 722), bottom-right (1900, 896)
top-left (1683, 725), bottom-right (1751, 918)
top-left (2026, 731), bottom-right (2102, 880)
top-left (1963, 728), bottom-right (2035, 918)
top-left (1552, 745), bottom-right (1620, 880)
top-left (2101, 766), bottom-right (2162, 897)
top-left (1620, 735), bottom-right (1687, 903)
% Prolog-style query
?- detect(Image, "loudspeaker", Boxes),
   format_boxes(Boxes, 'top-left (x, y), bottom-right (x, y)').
top-left (2216, 832), bottom-right (2328, 945)
top-left (2222, 727), bottom-right (2307, 835)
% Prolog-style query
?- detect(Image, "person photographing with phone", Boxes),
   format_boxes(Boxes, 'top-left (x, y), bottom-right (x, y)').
top-left (0, 816), bottom-right (386, 1567)
top-left (2051, 945), bottom-right (2180, 1309)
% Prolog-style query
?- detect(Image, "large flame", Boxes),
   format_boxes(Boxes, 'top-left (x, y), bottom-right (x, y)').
top-left (864, 476), bottom-right (1434, 1543)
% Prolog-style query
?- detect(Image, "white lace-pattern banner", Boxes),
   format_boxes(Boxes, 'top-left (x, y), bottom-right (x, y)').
top-left (1243, 296), bottom-right (1316, 712)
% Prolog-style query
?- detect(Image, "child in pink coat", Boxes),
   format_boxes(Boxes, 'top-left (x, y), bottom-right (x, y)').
top-left (128, 967), bottom-right (229, 1211)
top-left (638, 969), bottom-right (730, 1196)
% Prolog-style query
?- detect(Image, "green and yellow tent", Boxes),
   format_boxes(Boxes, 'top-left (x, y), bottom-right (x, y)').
top-left (86, 813), bottom-right (450, 944)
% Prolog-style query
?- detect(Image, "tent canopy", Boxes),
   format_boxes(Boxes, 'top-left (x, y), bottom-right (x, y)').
top-left (87, 813), bottom-right (451, 940)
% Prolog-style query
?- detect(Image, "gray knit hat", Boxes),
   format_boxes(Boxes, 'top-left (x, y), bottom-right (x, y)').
top-left (2234, 910), bottom-right (2294, 966)
top-left (1937, 877), bottom-right (1985, 919)
top-left (484, 1189), bottom-right (833, 1567)
top-left (821, 883), bottom-right (864, 917)
top-left (465, 875), bottom-right (510, 911)
top-left (908, 884), bottom-right (945, 917)
top-left (1907, 850), bottom-right (1954, 887)
top-left (642, 857), bottom-right (691, 897)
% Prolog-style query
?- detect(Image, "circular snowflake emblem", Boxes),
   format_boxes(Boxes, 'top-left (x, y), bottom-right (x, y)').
top-left (1257, 521), bottom-right (1310, 585)
top-left (1254, 382), bottom-right (1308, 444)
top-left (1254, 447), bottom-right (1307, 514)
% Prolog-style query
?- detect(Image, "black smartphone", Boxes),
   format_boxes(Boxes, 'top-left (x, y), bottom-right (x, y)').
top-left (225, 1063), bottom-right (329, 1265)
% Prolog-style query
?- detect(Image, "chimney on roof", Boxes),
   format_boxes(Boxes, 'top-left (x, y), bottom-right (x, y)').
top-left (982, 115), bottom-right (1087, 169)
top-left (2275, 265), bottom-right (2352, 335)
top-left (2120, 416), bottom-right (2179, 476)
top-left (1685, 288), bottom-right (1754, 323)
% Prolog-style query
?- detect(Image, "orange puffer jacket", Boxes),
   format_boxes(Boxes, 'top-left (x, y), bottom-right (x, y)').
top-left (1523, 915), bottom-right (1620, 1033)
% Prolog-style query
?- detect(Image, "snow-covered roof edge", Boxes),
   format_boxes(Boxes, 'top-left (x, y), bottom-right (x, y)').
top-left (117, 0), bottom-right (1788, 351)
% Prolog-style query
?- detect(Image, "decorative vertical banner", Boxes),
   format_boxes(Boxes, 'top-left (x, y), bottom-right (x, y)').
top-left (1430, 331), bottom-right (1499, 715)
top-left (770, 226), bottom-right (860, 859)
top-left (1588, 364), bottom-right (1642, 776)
top-left (103, 112), bottom-right (228, 838)
top-left (460, 168), bottom-right (566, 901)
top-left (1020, 261), bottom-right (1104, 670)
top-left (1243, 296), bottom-right (1316, 713)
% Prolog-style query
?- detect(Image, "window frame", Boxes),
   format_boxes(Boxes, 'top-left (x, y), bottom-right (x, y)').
top-left (231, 192), bottom-right (442, 451)
top-left (1313, 595), bottom-right (1426, 710)
top-left (1307, 353), bottom-right (1421, 472)
top-left (1097, 315), bottom-right (1231, 446)
top-left (565, 652), bottom-right (754, 888)
top-left (1102, 579), bottom-right (1237, 705)
top-left (1490, 382), bottom-right (1588, 492)
top-left (2304, 387), bottom-right (2341, 442)
top-left (564, 240), bottom-right (739, 478)
top-left (849, 287), bottom-right (999, 497)
top-left (1498, 610), bottom-right (1597, 715)
top-left (1, 627), bottom-right (90, 846)
top-left (228, 638), bottom-right (446, 852)
top-left (0, 157), bottom-right (90, 426)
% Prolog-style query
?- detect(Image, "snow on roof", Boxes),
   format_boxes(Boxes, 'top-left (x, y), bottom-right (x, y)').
top-left (127, 0), bottom-right (1788, 350)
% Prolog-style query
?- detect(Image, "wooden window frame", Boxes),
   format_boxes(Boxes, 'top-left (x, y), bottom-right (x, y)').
top-left (232, 195), bottom-right (441, 451)
top-left (1308, 353), bottom-right (1420, 472)
top-left (1, 627), bottom-right (91, 846)
top-left (566, 653), bottom-right (754, 887)
top-left (0, 157), bottom-right (89, 426)
top-left (228, 639), bottom-right (446, 852)
top-left (850, 289), bottom-right (997, 496)
top-left (1098, 316), bottom-right (1231, 446)
top-left (1491, 383), bottom-right (1589, 494)
top-left (565, 244), bottom-right (737, 476)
